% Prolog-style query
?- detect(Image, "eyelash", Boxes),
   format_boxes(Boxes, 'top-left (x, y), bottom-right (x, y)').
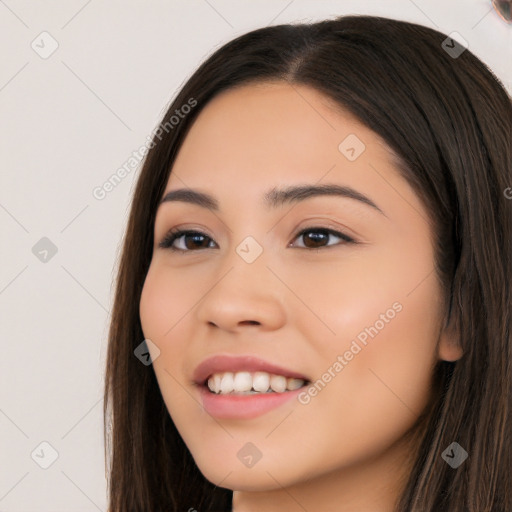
top-left (158, 226), bottom-right (356, 253)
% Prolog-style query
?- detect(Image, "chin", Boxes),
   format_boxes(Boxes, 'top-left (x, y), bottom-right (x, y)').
top-left (205, 470), bottom-right (291, 492)
top-left (193, 454), bottom-right (301, 492)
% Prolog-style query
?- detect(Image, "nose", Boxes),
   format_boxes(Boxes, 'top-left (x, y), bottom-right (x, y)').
top-left (193, 249), bottom-right (287, 333)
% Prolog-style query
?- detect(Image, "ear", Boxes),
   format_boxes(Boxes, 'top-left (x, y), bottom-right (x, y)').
top-left (437, 313), bottom-right (463, 362)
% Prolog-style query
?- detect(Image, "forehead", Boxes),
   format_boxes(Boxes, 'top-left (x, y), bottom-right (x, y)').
top-left (166, 82), bottom-right (394, 194)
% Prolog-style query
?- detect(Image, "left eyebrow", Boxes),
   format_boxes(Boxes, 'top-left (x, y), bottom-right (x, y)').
top-left (158, 183), bottom-right (387, 217)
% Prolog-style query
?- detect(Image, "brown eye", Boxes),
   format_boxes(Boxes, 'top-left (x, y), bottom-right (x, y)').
top-left (291, 227), bottom-right (355, 249)
top-left (159, 230), bottom-right (216, 251)
top-left (158, 226), bottom-right (356, 253)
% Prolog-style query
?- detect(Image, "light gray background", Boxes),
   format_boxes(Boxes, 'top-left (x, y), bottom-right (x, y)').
top-left (0, 1), bottom-right (510, 510)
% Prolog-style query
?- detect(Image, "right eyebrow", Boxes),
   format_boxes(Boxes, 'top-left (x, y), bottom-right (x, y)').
top-left (158, 183), bottom-right (387, 217)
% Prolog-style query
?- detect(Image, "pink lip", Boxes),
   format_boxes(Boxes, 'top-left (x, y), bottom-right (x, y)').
top-left (192, 354), bottom-right (309, 385)
top-left (198, 385), bottom-right (305, 419)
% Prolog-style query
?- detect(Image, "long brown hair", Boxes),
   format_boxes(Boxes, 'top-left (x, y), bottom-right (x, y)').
top-left (103, 15), bottom-right (512, 511)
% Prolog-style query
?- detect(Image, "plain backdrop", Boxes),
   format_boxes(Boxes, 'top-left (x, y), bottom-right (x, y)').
top-left (0, 1), bottom-right (510, 510)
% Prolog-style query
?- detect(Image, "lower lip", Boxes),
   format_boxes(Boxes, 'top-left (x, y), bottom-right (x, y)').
top-left (198, 385), bottom-right (305, 419)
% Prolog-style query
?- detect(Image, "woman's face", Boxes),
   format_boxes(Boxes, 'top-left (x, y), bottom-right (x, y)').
top-left (139, 82), bottom-right (461, 502)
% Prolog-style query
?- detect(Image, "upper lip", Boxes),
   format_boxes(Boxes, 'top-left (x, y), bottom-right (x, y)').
top-left (192, 354), bottom-right (310, 385)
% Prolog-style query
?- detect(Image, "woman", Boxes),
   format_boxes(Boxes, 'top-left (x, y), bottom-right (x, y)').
top-left (103, 14), bottom-right (511, 511)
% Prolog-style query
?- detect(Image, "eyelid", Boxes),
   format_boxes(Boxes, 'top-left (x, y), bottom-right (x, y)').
top-left (157, 223), bottom-right (358, 252)
top-left (158, 227), bottom-right (216, 251)
top-left (292, 219), bottom-right (359, 241)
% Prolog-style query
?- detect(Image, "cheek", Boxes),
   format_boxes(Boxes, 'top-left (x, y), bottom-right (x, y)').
top-left (308, 320), bottom-right (436, 477)
top-left (139, 263), bottom-right (193, 391)
top-left (139, 260), bottom-right (205, 385)
top-left (303, 276), bottom-right (440, 463)
top-left (139, 261), bottom-right (198, 343)
top-left (280, 247), bottom-right (441, 460)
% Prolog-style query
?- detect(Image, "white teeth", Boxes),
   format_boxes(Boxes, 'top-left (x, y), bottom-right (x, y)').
top-left (233, 371), bottom-right (253, 392)
top-left (206, 371), bottom-right (307, 394)
top-left (213, 373), bottom-right (222, 391)
top-left (253, 371), bottom-right (270, 392)
top-left (220, 372), bottom-right (234, 394)
top-left (270, 374), bottom-right (287, 393)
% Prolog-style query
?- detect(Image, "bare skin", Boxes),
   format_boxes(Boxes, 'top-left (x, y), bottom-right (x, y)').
top-left (139, 82), bottom-right (462, 512)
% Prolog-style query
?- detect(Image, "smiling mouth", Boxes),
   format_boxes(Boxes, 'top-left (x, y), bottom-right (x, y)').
top-left (203, 370), bottom-right (311, 395)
